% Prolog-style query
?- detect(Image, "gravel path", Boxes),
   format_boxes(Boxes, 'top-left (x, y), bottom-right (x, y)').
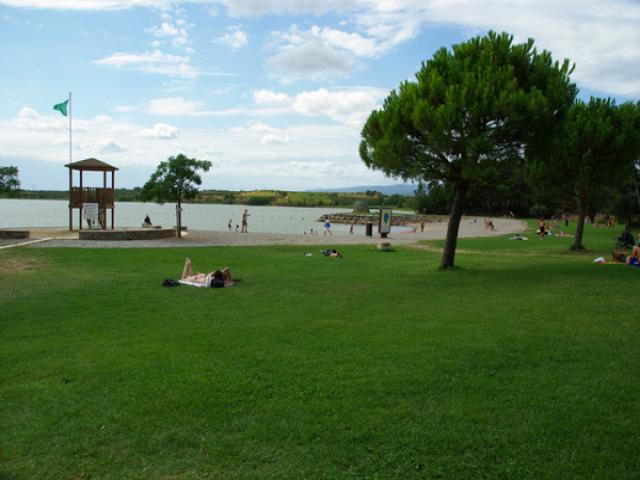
top-left (6, 218), bottom-right (527, 249)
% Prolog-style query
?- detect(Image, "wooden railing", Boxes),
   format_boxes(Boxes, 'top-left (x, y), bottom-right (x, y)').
top-left (69, 187), bottom-right (114, 208)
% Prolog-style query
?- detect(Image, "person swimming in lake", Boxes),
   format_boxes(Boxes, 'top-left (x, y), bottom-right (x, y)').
top-left (180, 257), bottom-right (234, 287)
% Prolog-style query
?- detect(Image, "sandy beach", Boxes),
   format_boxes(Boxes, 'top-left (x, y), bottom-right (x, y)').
top-left (1, 218), bottom-right (527, 249)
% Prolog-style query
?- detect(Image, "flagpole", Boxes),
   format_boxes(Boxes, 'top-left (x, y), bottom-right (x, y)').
top-left (69, 92), bottom-right (72, 164)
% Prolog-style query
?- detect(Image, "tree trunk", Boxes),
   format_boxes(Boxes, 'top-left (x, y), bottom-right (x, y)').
top-left (176, 201), bottom-right (182, 239)
top-left (634, 169), bottom-right (640, 210)
top-left (440, 182), bottom-right (468, 270)
top-left (572, 199), bottom-right (587, 250)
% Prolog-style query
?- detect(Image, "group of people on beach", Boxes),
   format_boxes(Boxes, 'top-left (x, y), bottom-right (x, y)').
top-left (227, 209), bottom-right (250, 233)
top-left (537, 217), bottom-right (574, 239)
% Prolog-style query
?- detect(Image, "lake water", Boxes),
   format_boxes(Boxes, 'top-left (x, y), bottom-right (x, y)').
top-left (0, 199), bottom-right (405, 236)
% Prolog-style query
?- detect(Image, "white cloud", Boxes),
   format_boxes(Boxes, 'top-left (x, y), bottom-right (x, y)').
top-left (162, 79), bottom-right (194, 93)
top-left (260, 133), bottom-right (290, 144)
top-left (98, 138), bottom-right (127, 154)
top-left (214, 25), bottom-right (248, 49)
top-left (264, 22), bottom-right (398, 83)
top-left (147, 21), bottom-right (180, 37)
top-left (209, 86), bottom-right (234, 95)
top-left (310, 25), bottom-right (379, 57)
top-left (146, 97), bottom-right (202, 115)
top-left (229, 122), bottom-right (291, 144)
top-left (8, 0), bottom-right (640, 95)
top-left (138, 123), bottom-right (179, 139)
top-left (0, 107), bottom-right (394, 189)
top-left (95, 49), bottom-right (235, 78)
top-left (252, 89), bottom-right (290, 105)
top-left (146, 10), bottom-right (193, 52)
top-left (240, 122), bottom-right (280, 133)
top-left (9, 107), bottom-right (67, 132)
top-left (292, 87), bottom-right (385, 126)
top-left (249, 87), bottom-right (385, 126)
top-left (171, 35), bottom-right (191, 50)
top-left (94, 114), bottom-right (113, 123)
top-left (0, 0), bottom-right (166, 9)
top-left (217, 0), bottom-right (359, 17)
top-left (353, 0), bottom-right (640, 96)
top-left (0, 0), bottom-right (360, 14)
top-left (114, 105), bottom-right (136, 113)
top-left (145, 97), bottom-right (288, 118)
top-left (267, 37), bottom-right (352, 83)
top-left (94, 49), bottom-right (199, 78)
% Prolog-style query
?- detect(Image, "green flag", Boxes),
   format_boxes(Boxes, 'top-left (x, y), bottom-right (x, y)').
top-left (53, 99), bottom-right (68, 117)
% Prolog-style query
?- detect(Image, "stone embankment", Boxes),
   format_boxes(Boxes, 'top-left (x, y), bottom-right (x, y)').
top-left (0, 230), bottom-right (29, 239)
top-left (79, 228), bottom-right (176, 240)
top-left (319, 212), bottom-right (436, 226)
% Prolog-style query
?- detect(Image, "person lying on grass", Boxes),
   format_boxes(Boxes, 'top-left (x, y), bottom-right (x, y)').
top-left (180, 257), bottom-right (235, 287)
top-left (626, 243), bottom-right (640, 266)
top-left (321, 249), bottom-right (343, 258)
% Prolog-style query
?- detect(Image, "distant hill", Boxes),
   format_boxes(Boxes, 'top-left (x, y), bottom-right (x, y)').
top-left (311, 184), bottom-right (418, 196)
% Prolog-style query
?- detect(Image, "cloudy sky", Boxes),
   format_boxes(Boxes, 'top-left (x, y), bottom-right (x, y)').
top-left (1, 0), bottom-right (639, 190)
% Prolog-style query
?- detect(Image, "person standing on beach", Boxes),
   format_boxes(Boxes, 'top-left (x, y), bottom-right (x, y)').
top-left (538, 218), bottom-right (546, 239)
top-left (349, 224), bottom-right (354, 235)
top-left (323, 218), bottom-right (333, 236)
top-left (241, 209), bottom-right (250, 233)
top-left (228, 219), bottom-right (232, 232)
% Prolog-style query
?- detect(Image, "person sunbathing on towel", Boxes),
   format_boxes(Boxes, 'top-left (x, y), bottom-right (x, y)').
top-left (626, 243), bottom-right (640, 266)
top-left (181, 257), bottom-right (234, 287)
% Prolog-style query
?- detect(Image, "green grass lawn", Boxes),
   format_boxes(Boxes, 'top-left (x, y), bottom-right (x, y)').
top-left (424, 219), bottom-right (628, 256)
top-left (1, 226), bottom-right (639, 479)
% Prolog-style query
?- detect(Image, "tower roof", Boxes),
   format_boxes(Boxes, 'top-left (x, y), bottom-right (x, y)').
top-left (65, 158), bottom-right (119, 171)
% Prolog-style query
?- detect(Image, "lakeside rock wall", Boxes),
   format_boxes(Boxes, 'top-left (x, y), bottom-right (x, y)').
top-left (79, 229), bottom-right (176, 241)
top-left (0, 230), bottom-right (30, 239)
top-left (319, 213), bottom-right (434, 226)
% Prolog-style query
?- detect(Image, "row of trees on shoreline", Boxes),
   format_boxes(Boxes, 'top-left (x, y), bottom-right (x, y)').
top-left (361, 31), bottom-right (640, 268)
top-left (3, 182), bottom-right (414, 209)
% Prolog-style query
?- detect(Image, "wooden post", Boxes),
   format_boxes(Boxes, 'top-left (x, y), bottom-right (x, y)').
top-left (79, 170), bottom-right (83, 230)
top-left (68, 168), bottom-right (73, 231)
top-left (111, 170), bottom-right (115, 229)
top-left (102, 171), bottom-right (107, 229)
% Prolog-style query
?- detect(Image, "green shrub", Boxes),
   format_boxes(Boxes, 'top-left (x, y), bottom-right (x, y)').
top-left (529, 204), bottom-right (548, 218)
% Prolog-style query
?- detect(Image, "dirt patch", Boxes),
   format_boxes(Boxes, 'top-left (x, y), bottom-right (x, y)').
top-left (0, 255), bottom-right (49, 273)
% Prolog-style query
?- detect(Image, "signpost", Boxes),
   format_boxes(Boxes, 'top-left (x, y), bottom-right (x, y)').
top-left (379, 208), bottom-right (392, 238)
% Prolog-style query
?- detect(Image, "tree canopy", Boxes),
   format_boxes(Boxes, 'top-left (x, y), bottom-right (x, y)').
top-left (0, 166), bottom-right (20, 197)
top-left (141, 154), bottom-right (212, 238)
top-left (360, 31), bottom-right (576, 268)
top-left (539, 98), bottom-right (632, 249)
top-left (618, 101), bottom-right (640, 212)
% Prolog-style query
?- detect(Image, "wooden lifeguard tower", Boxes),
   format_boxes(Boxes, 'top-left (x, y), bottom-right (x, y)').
top-left (65, 158), bottom-right (118, 231)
